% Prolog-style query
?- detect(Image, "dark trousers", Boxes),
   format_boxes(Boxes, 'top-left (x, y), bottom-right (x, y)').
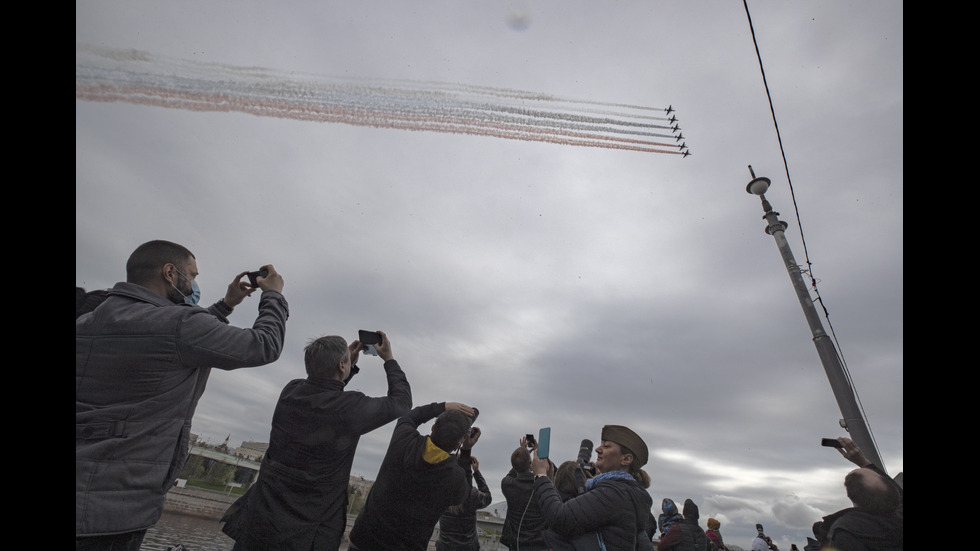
top-left (75, 529), bottom-right (147, 551)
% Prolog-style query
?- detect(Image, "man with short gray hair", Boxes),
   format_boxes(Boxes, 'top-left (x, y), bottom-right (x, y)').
top-left (221, 330), bottom-right (412, 550)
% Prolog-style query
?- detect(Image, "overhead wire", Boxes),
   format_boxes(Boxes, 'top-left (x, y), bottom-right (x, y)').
top-left (741, 0), bottom-right (880, 458)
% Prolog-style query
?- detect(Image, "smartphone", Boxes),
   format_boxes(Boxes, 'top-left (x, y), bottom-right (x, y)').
top-left (821, 438), bottom-right (843, 448)
top-left (525, 434), bottom-right (536, 448)
top-left (247, 268), bottom-right (269, 287)
top-left (358, 330), bottom-right (382, 356)
top-left (467, 408), bottom-right (479, 438)
top-left (537, 427), bottom-right (551, 459)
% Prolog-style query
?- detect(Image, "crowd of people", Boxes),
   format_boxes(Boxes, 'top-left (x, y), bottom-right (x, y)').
top-left (76, 239), bottom-right (904, 551)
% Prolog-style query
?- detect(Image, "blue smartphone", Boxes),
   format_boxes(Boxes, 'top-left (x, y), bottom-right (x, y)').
top-left (537, 427), bottom-right (551, 459)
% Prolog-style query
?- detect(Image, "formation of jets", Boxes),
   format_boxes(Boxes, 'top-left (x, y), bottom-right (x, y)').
top-left (665, 105), bottom-right (690, 157)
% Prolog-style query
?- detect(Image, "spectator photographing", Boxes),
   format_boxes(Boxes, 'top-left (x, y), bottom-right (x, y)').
top-left (348, 401), bottom-right (479, 551)
top-left (805, 437), bottom-right (903, 550)
top-left (220, 331), bottom-right (412, 550)
top-left (530, 425), bottom-right (655, 551)
top-left (500, 436), bottom-right (551, 551)
top-left (76, 240), bottom-right (288, 550)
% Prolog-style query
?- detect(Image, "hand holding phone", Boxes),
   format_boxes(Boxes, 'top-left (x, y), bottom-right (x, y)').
top-left (358, 330), bottom-right (382, 356)
top-left (247, 269), bottom-right (269, 287)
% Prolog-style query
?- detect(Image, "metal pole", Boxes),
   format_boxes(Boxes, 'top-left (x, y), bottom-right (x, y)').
top-left (746, 168), bottom-right (885, 473)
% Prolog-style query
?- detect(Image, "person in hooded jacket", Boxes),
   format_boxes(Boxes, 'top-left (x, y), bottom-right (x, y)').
top-left (348, 401), bottom-right (478, 551)
top-left (658, 498), bottom-right (682, 540)
top-left (658, 499), bottom-right (708, 551)
top-left (530, 425), bottom-right (655, 551)
top-left (705, 518), bottom-right (728, 551)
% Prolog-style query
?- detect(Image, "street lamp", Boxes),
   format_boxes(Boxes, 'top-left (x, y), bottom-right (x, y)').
top-left (745, 166), bottom-right (886, 473)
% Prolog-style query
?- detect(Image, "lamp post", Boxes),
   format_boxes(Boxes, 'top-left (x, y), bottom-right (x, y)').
top-left (745, 167), bottom-right (885, 473)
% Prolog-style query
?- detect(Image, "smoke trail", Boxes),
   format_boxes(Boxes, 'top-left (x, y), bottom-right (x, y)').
top-left (76, 44), bottom-right (689, 156)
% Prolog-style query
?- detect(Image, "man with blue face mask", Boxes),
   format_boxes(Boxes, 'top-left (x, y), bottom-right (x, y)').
top-left (76, 239), bottom-right (289, 551)
top-left (168, 263), bottom-right (201, 305)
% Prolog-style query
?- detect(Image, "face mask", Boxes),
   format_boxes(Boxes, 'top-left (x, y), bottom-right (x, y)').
top-left (183, 280), bottom-right (201, 305)
top-left (171, 268), bottom-right (201, 305)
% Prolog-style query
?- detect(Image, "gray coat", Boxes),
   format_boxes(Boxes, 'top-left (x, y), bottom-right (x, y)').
top-left (76, 282), bottom-right (288, 536)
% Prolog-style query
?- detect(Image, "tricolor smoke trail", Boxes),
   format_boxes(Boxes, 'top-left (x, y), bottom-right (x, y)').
top-left (76, 44), bottom-right (689, 156)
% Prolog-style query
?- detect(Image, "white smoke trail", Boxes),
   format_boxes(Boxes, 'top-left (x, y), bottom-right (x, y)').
top-left (76, 44), bottom-right (688, 155)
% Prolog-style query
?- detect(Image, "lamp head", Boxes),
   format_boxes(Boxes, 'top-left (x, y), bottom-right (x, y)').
top-left (746, 176), bottom-right (771, 196)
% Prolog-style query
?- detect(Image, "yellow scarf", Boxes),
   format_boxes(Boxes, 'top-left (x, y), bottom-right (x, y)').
top-left (423, 437), bottom-right (451, 464)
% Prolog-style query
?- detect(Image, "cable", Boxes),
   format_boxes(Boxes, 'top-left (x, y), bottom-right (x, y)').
top-left (741, 0), bottom-right (881, 461)
top-left (515, 485), bottom-right (536, 551)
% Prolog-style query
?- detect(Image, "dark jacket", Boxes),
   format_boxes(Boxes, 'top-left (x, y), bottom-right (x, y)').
top-left (436, 452), bottom-right (493, 551)
top-left (76, 282), bottom-right (288, 536)
top-left (660, 498), bottom-right (707, 551)
top-left (500, 469), bottom-right (548, 550)
top-left (349, 402), bottom-right (470, 551)
top-left (805, 464), bottom-right (903, 551)
top-left (807, 507), bottom-right (903, 551)
top-left (659, 519), bottom-right (708, 551)
top-left (534, 474), bottom-right (655, 551)
top-left (220, 359), bottom-right (411, 550)
top-left (706, 529), bottom-right (727, 551)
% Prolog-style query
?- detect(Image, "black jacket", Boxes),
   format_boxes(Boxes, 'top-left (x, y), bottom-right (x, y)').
top-left (500, 469), bottom-right (549, 550)
top-left (534, 475), bottom-right (654, 551)
top-left (808, 507), bottom-right (903, 551)
top-left (660, 519), bottom-right (708, 551)
top-left (805, 464), bottom-right (903, 551)
top-left (349, 402), bottom-right (470, 551)
top-left (436, 453), bottom-right (492, 551)
top-left (220, 360), bottom-right (411, 550)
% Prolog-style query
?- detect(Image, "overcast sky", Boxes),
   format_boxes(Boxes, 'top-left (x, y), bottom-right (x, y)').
top-left (76, 2), bottom-right (902, 548)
